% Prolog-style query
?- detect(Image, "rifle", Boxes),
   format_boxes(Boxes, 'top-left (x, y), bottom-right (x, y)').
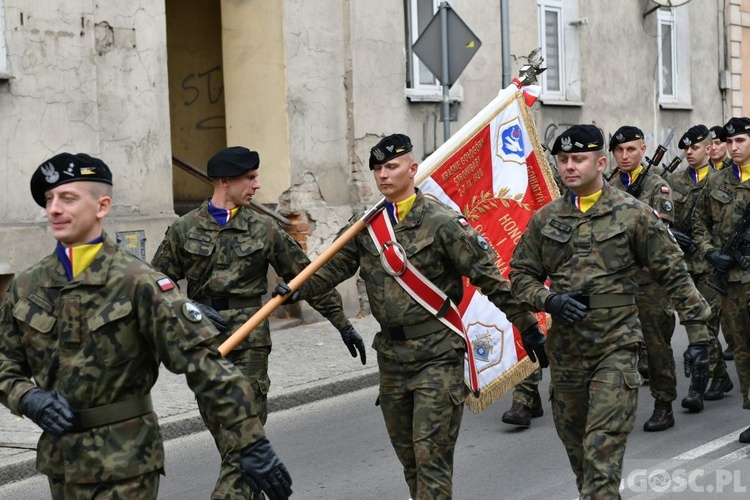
top-left (604, 167), bottom-right (620, 183)
top-left (659, 153), bottom-right (684, 177)
top-left (706, 202), bottom-right (750, 296)
top-left (626, 127), bottom-right (675, 198)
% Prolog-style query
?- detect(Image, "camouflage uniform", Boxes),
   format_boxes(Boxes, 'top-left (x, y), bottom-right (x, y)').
top-left (300, 190), bottom-right (538, 500)
top-left (151, 200), bottom-right (351, 499)
top-left (666, 167), bottom-right (726, 384)
top-left (610, 171), bottom-right (677, 406)
top-left (510, 183), bottom-right (710, 498)
top-left (692, 167), bottom-right (750, 410)
top-left (0, 234), bottom-right (265, 499)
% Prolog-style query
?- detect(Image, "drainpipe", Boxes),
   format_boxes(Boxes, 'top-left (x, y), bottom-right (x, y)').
top-left (501, 0), bottom-right (511, 87)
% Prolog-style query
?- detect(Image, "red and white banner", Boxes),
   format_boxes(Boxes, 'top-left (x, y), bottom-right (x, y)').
top-left (415, 85), bottom-right (559, 413)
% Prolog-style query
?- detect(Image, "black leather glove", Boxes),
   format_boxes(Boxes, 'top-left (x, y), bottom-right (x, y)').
top-left (706, 249), bottom-right (734, 273)
top-left (340, 324), bottom-right (367, 365)
top-left (195, 303), bottom-right (228, 332)
top-left (684, 341), bottom-right (709, 394)
top-left (544, 292), bottom-right (587, 325)
top-left (520, 324), bottom-right (548, 368)
top-left (239, 438), bottom-right (293, 500)
top-left (19, 388), bottom-right (75, 436)
top-left (272, 282), bottom-right (301, 305)
top-left (670, 228), bottom-right (696, 254)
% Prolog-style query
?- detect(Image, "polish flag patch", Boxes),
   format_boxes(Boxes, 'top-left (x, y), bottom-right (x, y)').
top-left (661, 186), bottom-right (670, 193)
top-left (458, 216), bottom-right (470, 227)
top-left (157, 277), bottom-right (175, 291)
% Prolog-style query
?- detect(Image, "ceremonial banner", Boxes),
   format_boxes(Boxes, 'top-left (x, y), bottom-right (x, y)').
top-left (415, 85), bottom-right (559, 413)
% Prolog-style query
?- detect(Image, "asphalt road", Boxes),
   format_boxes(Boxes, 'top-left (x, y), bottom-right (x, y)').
top-left (2, 326), bottom-right (750, 499)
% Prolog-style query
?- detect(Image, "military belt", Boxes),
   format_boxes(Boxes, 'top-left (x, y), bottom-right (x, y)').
top-left (201, 296), bottom-right (261, 311)
top-left (73, 394), bottom-right (153, 431)
top-left (577, 293), bottom-right (635, 309)
top-left (380, 318), bottom-right (446, 341)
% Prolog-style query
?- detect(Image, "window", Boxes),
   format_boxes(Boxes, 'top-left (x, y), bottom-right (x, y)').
top-left (0, 0), bottom-right (10, 79)
top-left (405, 0), bottom-right (463, 102)
top-left (537, 0), bottom-right (581, 105)
top-left (657, 7), bottom-right (691, 107)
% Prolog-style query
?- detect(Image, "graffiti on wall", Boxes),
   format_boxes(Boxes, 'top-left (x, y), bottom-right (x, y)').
top-left (180, 65), bottom-right (225, 130)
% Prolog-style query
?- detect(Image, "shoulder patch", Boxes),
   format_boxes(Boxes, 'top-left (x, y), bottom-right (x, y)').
top-left (661, 186), bottom-right (670, 193)
top-left (157, 277), bottom-right (175, 292)
top-left (181, 301), bottom-right (203, 322)
top-left (476, 234), bottom-right (490, 250)
top-left (662, 200), bottom-right (673, 212)
top-left (457, 216), bottom-right (470, 227)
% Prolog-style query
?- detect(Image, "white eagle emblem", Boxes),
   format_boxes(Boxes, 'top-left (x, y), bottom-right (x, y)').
top-left (560, 136), bottom-right (573, 151)
top-left (373, 148), bottom-right (385, 161)
top-left (41, 163), bottom-right (59, 184)
top-left (682, 137), bottom-right (691, 146)
top-left (615, 133), bottom-right (624, 141)
top-left (727, 124), bottom-right (735, 134)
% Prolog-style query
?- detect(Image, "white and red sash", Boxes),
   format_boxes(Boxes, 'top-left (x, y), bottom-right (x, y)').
top-left (367, 209), bottom-right (480, 392)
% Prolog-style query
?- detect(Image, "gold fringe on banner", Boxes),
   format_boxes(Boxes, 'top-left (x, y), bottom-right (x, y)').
top-left (465, 357), bottom-right (540, 414)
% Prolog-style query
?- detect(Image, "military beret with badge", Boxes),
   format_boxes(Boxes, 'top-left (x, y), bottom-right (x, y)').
top-left (608, 126), bottom-right (644, 152)
top-left (709, 125), bottom-right (724, 141)
top-left (30, 152), bottom-right (113, 208)
top-left (551, 124), bottom-right (604, 155)
top-left (369, 134), bottom-right (414, 170)
top-left (207, 146), bottom-right (260, 178)
top-left (678, 124), bottom-right (709, 149)
top-left (719, 117), bottom-right (750, 141)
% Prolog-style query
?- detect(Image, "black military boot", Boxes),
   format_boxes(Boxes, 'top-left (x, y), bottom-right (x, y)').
top-left (637, 350), bottom-right (649, 381)
top-left (740, 426), bottom-right (750, 444)
top-left (681, 387), bottom-right (704, 412)
top-left (502, 401), bottom-right (542, 427)
top-left (704, 373), bottom-right (734, 401)
top-left (643, 404), bottom-right (674, 432)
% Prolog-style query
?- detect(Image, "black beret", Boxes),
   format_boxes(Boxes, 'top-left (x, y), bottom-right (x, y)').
top-left (719, 117), bottom-right (750, 141)
top-left (207, 146), bottom-right (260, 178)
top-left (678, 124), bottom-right (710, 149)
top-left (551, 125), bottom-right (604, 155)
top-left (608, 126), bottom-right (644, 152)
top-left (30, 153), bottom-right (112, 208)
top-left (369, 134), bottom-right (413, 170)
top-left (709, 125), bottom-right (724, 141)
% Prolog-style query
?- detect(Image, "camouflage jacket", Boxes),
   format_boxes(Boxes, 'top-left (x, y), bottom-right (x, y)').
top-left (0, 234), bottom-right (264, 483)
top-left (610, 169), bottom-right (675, 285)
top-left (509, 183), bottom-right (710, 359)
top-left (693, 166), bottom-right (750, 283)
top-left (666, 166), bottom-right (714, 276)
top-left (151, 200), bottom-right (351, 348)
top-left (301, 191), bottom-right (538, 362)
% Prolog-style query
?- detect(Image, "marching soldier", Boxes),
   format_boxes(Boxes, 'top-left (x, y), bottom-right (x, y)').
top-left (510, 124), bottom-right (711, 498)
top-left (608, 126), bottom-right (685, 430)
top-left (668, 125), bottom-right (733, 403)
top-left (275, 134), bottom-right (546, 499)
top-left (151, 146), bottom-right (363, 500)
top-left (692, 117), bottom-right (750, 443)
top-left (0, 153), bottom-right (291, 499)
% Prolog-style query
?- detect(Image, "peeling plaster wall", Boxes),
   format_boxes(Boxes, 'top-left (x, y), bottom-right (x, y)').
top-left (0, 1), bottom-right (175, 274)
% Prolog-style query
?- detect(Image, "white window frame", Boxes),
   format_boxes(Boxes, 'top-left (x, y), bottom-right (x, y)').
top-left (537, 0), bottom-right (582, 105)
top-left (0, 0), bottom-right (10, 78)
top-left (657, 7), bottom-right (691, 108)
top-left (405, 0), bottom-right (464, 102)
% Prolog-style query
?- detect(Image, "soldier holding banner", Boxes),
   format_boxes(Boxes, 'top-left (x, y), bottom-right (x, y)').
top-left (274, 133), bottom-right (545, 500)
top-left (510, 125), bottom-right (711, 498)
top-left (151, 146), bottom-right (364, 500)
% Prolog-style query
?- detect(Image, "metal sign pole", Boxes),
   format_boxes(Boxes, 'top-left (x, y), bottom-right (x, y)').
top-left (440, 2), bottom-right (450, 141)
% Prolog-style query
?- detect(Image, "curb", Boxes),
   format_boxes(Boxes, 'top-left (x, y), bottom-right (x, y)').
top-left (0, 369), bottom-right (379, 486)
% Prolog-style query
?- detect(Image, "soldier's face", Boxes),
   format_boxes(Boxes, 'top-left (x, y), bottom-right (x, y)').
top-left (710, 139), bottom-right (727, 163)
top-left (225, 170), bottom-right (260, 207)
top-left (556, 151), bottom-right (606, 196)
top-left (727, 134), bottom-right (750, 166)
top-left (372, 154), bottom-right (418, 202)
top-left (612, 140), bottom-right (647, 172)
top-left (685, 142), bottom-right (710, 169)
top-left (44, 182), bottom-right (111, 247)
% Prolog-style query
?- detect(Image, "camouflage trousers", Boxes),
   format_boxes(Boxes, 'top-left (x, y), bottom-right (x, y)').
top-left (48, 470), bottom-right (161, 499)
top-left (378, 349), bottom-right (468, 500)
top-left (201, 346), bottom-right (271, 500)
top-left (719, 282), bottom-right (750, 409)
top-left (511, 365), bottom-right (543, 408)
top-left (636, 283), bottom-right (676, 404)
top-left (694, 274), bottom-right (727, 379)
top-left (550, 346), bottom-right (640, 500)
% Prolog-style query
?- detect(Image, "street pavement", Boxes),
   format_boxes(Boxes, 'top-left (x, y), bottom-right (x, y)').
top-left (0, 314), bottom-right (381, 486)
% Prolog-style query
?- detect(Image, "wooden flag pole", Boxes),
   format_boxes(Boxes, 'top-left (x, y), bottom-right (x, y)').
top-left (218, 198), bottom-right (386, 356)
